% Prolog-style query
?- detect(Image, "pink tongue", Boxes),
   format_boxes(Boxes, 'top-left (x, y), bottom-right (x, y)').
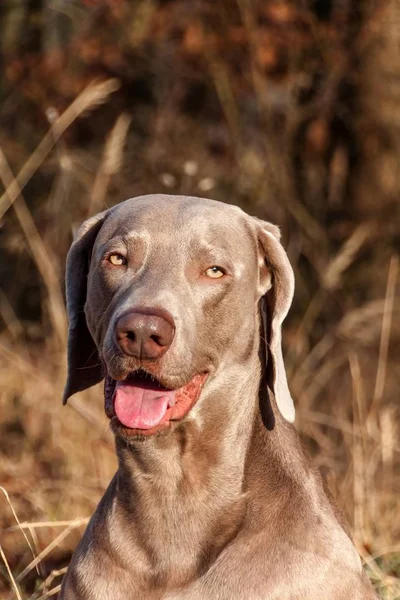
top-left (113, 381), bottom-right (176, 429)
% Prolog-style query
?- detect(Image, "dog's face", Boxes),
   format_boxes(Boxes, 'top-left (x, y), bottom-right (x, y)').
top-left (64, 195), bottom-right (295, 440)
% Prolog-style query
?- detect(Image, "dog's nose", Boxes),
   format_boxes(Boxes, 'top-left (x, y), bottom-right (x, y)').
top-left (115, 311), bottom-right (175, 360)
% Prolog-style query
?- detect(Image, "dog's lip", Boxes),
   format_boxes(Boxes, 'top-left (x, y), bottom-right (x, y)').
top-left (104, 370), bottom-right (208, 435)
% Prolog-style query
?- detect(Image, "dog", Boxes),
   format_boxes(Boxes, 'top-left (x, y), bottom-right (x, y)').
top-left (59, 194), bottom-right (377, 599)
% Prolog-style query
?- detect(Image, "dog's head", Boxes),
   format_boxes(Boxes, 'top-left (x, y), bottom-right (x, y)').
top-left (63, 195), bottom-right (295, 439)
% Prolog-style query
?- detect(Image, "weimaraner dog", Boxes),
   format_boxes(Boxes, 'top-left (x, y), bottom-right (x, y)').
top-left (60, 194), bottom-right (377, 599)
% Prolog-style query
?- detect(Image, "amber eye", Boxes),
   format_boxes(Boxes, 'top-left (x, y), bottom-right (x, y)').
top-left (108, 253), bottom-right (127, 266)
top-left (205, 266), bottom-right (225, 279)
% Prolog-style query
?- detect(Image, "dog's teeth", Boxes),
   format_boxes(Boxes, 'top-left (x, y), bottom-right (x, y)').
top-left (168, 397), bottom-right (176, 407)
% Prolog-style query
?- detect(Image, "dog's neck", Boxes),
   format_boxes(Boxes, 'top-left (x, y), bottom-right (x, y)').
top-left (113, 364), bottom-right (260, 586)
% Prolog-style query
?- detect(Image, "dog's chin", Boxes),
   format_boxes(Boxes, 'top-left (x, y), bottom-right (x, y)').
top-left (104, 369), bottom-right (208, 441)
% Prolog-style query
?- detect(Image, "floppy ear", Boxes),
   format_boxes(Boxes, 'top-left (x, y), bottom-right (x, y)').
top-left (63, 210), bottom-right (109, 404)
top-left (254, 218), bottom-right (295, 423)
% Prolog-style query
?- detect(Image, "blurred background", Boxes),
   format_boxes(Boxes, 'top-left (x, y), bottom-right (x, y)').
top-left (0, 0), bottom-right (399, 598)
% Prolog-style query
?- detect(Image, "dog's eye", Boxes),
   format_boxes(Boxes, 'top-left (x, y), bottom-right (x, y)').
top-left (205, 266), bottom-right (225, 279)
top-left (108, 253), bottom-right (127, 266)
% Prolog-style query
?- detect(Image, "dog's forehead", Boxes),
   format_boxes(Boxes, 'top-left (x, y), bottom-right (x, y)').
top-left (97, 195), bottom-right (253, 247)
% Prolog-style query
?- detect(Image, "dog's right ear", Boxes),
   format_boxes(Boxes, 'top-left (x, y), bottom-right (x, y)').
top-left (63, 210), bottom-right (109, 404)
top-left (252, 218), bottom-right (295, 423)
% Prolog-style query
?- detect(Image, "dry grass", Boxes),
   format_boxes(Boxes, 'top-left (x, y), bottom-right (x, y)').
top-left (0, 113), bottom-right (399, 597)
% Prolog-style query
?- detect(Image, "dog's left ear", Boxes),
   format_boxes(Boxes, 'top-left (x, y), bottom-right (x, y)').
top-left (252, 217), bottom-right (295, 423)
top-left (63, 210), bottom-right (110, 404)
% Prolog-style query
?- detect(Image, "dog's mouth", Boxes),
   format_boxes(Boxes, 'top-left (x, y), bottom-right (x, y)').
top-left (105, 370), bottom-right (208, 436)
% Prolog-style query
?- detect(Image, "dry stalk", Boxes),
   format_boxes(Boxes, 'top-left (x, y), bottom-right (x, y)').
top-left (322, 223), bottom-right (374, 292)
top-left (35, 583), bottom-right (62, 599)
top-left (380, 407), bottom-right (395, 497)
top-left (297, 408), bottom-right (400, 453)
top-left (0, 487), bottom-right (37, 567)
top-left (372, 254), bottom-right (399, 410)
top-left (0, 544), bottom-right (22, 600)
top-left (348, 353), bottom-right (367, 543)
top-left (31, 567), bottom-right (68, 599)
top-left (7, 518), bottom-right (89, 532)
top-left (0, 149), bottom-right (67, 346)
top-left (15, 521), bottom-right (86, 584)
top-left (290, 223), bottom-right (375, 362)
top-left (0, 78), bottom-right (120, 220)
top-left (88, 112), bottom-right (132, 216)
top-left (0, 289), bottom-right (23, 340)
